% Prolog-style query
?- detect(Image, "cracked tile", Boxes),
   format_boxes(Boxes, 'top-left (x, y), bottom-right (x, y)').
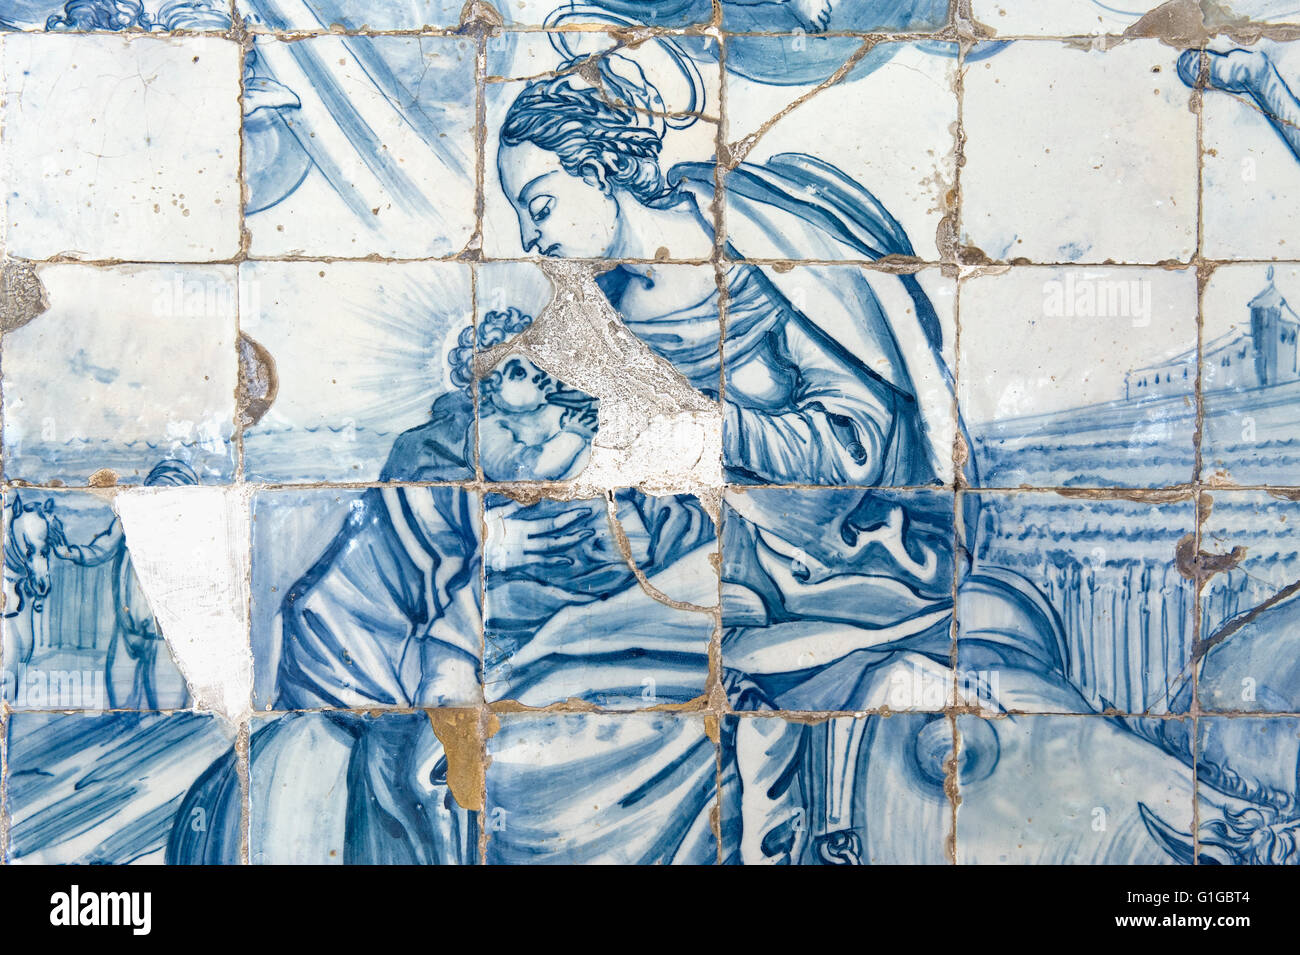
top-left (243, 34), bottom-right (476, 258)
top-left (2, 488), bottom-right (191, 711)
top-left (484, 711), bottom-right (717, 864)
top-left (723, 38), bottom-right (958, 263)
top-left (959, 266), bottom-right (1199, 488)
top-left (239, 261), bottom-right (474, 484)
top-left (722, 486), bottom-right (956, 712)
top-left (968, 1), bottom-right (1169, 36)
top-left (959, 492), bottom-right (1197, 716)
top-left (2, 264), bottom-right (238, 486)
top-left (2, 33), bottom-right (241, 260)
top-left (961, 40), bottom-right (1198, 264)
top-left (483, 489), bottom-right (716, 708)
top-left (251, 486), bottom-right (483, 710)
top-left (1198, 490), bottom-right (1300, 712)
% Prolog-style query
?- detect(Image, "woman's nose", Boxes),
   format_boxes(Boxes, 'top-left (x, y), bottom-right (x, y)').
top-left (520, 223), bottom-right (542, 252)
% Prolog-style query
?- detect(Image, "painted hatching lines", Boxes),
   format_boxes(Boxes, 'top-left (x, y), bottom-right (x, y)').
top-left (4, 1), bottom-right (1300, 868)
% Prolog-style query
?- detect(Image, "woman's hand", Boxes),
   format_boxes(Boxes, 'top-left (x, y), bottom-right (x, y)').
top-left (486, 505), bottom-right (599, 574)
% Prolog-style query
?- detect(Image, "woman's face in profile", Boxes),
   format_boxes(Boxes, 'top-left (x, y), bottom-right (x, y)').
top-left (498, 141), bottom-right (620, 258)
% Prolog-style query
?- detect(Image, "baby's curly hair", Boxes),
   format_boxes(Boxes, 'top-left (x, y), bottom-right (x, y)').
top-left (447, 306), bottom-right (536, 394)
top-left (45, 0), bottom-right (229, 30)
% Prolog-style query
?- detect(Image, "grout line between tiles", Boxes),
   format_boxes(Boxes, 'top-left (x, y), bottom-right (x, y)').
top-left (5, 1), bottom-right (1300, 868)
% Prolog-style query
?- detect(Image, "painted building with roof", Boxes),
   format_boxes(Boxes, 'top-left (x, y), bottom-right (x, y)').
top-left (1125, 269), bottom-right (1300, 400)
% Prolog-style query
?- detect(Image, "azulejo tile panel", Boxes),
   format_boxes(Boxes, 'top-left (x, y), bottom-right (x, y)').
top-left (4, 0), bottom-right (1300, 868)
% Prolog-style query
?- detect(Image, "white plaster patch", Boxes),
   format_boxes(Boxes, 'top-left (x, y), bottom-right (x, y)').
top-left (574, 408), bottom-right (723, 499)
top-left (115, 486), bottom-right (253, 722)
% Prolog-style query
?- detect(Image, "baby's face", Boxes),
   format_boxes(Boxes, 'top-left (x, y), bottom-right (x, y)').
top-left (494, 355), bottom-right (550, 413)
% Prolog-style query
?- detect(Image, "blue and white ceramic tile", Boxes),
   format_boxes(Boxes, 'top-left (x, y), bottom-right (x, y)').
top-left (236, 0), bottom-right (463, 31)
top-left (483, 31), bottom-right (721, 260)
top-left (1198, 40), bottom-right (1300, 261)
top-left (1213, 0), bottom-right (1300, 25)
top-left (484, 712), bottom-right (718, 864)
top-left (1198, 490), bottom-right (1300, 713)
top-left (960, 492), bottom-right (1197, 715)
top-left (2, 265), bottom-right (238, 485)
top-left (719, 714), bottom-right (951, 864)
top-left (248, 710), bottom-right (479, 864)
top-left (1, 0), bottom-right (232, 30)
top-left (3, 488), bottom-right (190, 710)
top-left (9, 0), bottom-right (1300, 872)
top-left (967, 0), bottom-right (1165, 35)
top-left (722, 487), bottom-right (956, 712)
top-left (723, 266), bottom-right (956, 486)
top-left (1193, 717), bottom-right (1300, 864)
top-left (239, 261), bottom-right (473, 484)
top-left (2, 33), bottom-right (241, 260)
top-left (954, 714), bottom-right (1199, 864)
top-left (586, 262), bottom-right (722, 398)
top-left (959, 267), bottom-right (1199, 488)
top-left (483, 490), bottom-right (716, 707)
top-left (243, 33), bottom-right (476, 258)
top-left (1201, 264), bottom-right (1300, 485)
top-left (719, 0), bottom-right (948, 32)
top-left (4, 712), bottom-right (237, 864)
top-left (724, 40), bottom-right (957, 263)
top-left (962, 40), bottom-right (1198, 264)
top-left (496, 0), bottom-right (715, 29)
top-left (251, 486), bottom-right (483, 710)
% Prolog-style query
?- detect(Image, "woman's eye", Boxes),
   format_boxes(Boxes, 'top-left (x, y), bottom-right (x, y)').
top-left (507, 362), bottom-right (526, 380)
top-left (528, 196), bottom-right (554, 223)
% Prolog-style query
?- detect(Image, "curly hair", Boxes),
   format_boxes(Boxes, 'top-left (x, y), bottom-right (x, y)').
top-left (45, 0), bottom-right (230, 30)
top-left (446, 306), bottom-right (536, 393)
top-left (500, 57), bottom-right (671, 206)
top-left (47, 0), bottom-right (148, 29)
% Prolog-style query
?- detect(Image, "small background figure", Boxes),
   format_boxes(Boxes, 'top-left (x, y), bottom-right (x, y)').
top-left (104, 460), bottom-right (200, 709)
top-left (2, 460), bottom-right (195, 710)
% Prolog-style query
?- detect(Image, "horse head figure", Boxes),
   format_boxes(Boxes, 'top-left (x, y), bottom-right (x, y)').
top-left (5, 493), bottom-right (57, 614)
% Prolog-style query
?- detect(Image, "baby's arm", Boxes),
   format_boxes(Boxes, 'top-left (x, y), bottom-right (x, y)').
top-left (480, 411), bottom-right (590, 481)
top-left (532, 428), bottom-right (590, 480)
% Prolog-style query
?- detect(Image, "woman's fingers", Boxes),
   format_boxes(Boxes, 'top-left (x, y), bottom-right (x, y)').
top-left (523, 507), bottom-right (593, 538)
top-left (525, 528), bottom-right (596, 554)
